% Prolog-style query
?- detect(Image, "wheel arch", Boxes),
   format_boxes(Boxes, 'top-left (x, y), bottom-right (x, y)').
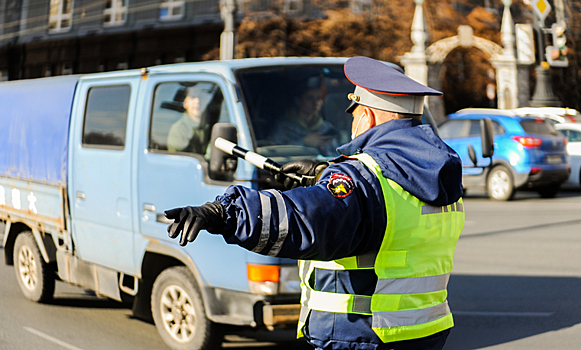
top-left (489, 159), bottom-right (519, 184)
top-left (4, 220), bottom-right (57, 266)
top-left (5, 222), bottom-right (35, 265)
top-left (132, 242), bottom-right (207, 323)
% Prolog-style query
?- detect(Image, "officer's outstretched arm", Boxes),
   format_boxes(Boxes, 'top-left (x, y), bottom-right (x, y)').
top-left (274, 159), bottom-right (329, 189)
top-left (165, 201), bottom-right (225, 246)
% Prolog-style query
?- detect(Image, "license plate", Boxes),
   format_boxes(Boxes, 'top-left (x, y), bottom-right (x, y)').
top-left (545, 155), bottom-right (563, 164)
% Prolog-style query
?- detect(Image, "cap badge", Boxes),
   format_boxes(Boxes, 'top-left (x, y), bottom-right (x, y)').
top-left (327, 173), bottom-right (355, 198)
top-left (348, 93), bottom-right (360, 102)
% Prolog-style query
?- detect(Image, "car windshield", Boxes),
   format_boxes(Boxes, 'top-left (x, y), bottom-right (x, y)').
top-left (235, 64), bottom-right (355, 162)
top-left (519, 118), bottom-right (559, 136)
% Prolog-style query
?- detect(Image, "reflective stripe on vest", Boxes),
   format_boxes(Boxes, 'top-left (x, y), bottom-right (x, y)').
top-left (297, 152), bottom-right (464, 343)
top-left (375, 273), bottom-right (450, 295)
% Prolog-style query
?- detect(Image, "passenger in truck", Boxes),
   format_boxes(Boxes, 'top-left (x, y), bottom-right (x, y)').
top-left (167, 87), bottom-right (208, 154)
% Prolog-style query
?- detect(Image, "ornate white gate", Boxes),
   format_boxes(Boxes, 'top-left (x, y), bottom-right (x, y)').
top-left (400, 0), bottom-right (518, 120)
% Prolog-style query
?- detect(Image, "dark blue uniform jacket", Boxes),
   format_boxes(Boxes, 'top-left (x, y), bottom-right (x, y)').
top-left (216, 118), bottom-right (463, 350)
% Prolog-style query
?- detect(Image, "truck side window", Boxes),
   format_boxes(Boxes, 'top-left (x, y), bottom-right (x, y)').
top-left (149, 81), bottom-right (228, 155)
top-left (82, 85), bottom-right (131, 148)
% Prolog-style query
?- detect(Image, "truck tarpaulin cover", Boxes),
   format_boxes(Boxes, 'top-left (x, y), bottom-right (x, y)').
top-left (0, 75), bottom-right (80, 186)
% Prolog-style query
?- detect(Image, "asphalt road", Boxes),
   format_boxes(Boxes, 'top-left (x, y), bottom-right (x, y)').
top-left (0, 256), bottom-right (309, 350)
top-left (445, 188), bottom-right (581, 350)
top-left (1, 189), bottom-right (580, 350)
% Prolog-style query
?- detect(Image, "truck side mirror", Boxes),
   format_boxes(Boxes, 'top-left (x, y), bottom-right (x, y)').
top-left (209, 123), bottom-right (238, 181)
top-left (480, 118), bottom-right (494, 158)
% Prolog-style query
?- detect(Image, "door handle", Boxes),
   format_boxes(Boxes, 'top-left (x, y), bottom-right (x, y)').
top-left (143, 204), bottom-right (156, 212)
top-left (76, 191), bottom-right (86, 200)
top-left (156, 214), bottom-right (172, 224)
top-left (142, 203), bottom-right (172, 224)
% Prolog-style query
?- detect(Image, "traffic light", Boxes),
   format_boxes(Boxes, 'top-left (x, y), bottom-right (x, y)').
top-left (546, 23), bottom-right (568, 67)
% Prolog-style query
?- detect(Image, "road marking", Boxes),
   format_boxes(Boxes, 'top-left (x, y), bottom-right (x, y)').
top-left (24, 327), bottom-right (84, 350)
top-left (454, 311), bottom-right (554, 317)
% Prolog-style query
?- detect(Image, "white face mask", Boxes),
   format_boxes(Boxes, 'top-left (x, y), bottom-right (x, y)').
top-left (351, 114), bottom-right (366, 140)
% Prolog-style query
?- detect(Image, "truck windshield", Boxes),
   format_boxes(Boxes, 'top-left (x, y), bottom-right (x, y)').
top-left (235, 64), bottom-right (354, 162)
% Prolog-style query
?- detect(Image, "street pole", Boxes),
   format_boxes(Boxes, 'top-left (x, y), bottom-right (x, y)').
top-left (220, 0), bottom-right (236, 60)
top-left (529, 5), bottom-right (561, 106)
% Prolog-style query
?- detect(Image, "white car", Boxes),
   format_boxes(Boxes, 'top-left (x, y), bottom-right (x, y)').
top-left (555, 123), bottom-right (581, 186)
top-left (511, 107), bottom-right (579, 125)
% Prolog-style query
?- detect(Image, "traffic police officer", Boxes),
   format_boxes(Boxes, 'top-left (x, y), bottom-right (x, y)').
top-left (165, 56), bottom-right (464, 350)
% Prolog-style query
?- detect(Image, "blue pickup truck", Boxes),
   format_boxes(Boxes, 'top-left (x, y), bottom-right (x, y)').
top-left (0, 57), bottom-right (371, 349)
top-left (2, 57), bottom-right (470, 349)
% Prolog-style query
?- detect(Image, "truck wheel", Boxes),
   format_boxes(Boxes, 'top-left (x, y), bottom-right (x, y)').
top-left (151, 266), bottom-right (224, 350)
top-left (487, 166), bottom-right (515, 201)
top-left (13, 231), bottom-right (55, 303)
top-left (537, 184), bottom-right (560, 198)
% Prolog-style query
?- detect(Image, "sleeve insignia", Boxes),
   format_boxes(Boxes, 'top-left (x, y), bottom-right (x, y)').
top-left (327, 173), bottom-right (355, 198)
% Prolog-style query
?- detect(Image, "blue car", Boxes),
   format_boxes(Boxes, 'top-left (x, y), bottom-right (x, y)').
top-left (438, 108), bottom-right (570, 200)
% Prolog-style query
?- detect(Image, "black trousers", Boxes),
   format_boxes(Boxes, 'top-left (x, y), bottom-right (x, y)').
top-left (384, 329), bottom-right (450, 350)
top-left (311, 328), bottom-right (451, 350)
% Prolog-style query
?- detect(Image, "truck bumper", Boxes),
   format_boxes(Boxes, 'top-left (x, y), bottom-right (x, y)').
top-left (263, 303), bottom-right (301, 330)
top-left (202, 286), bottom-right (300, 330)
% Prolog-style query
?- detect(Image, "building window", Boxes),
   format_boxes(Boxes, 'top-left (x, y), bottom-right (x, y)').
top-left (350, 0), bottom-right (371, 13)
top-left (49, 0), bottom-right (73, 32)
top-left (104, 0), bottom-right (127, 26)
top-left (284, 0), bottom-right (302, 14)
top-left (159, 0), bottom-right (184, 21)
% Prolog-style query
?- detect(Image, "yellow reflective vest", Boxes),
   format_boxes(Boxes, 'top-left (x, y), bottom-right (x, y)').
top-left (298, 153), bottom-right (465, 343)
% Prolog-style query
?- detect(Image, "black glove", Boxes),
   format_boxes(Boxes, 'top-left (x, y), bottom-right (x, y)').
top-left (165, 201), bottom-right (225, 246)
top-left (274, 159), bottom-right (329, 190)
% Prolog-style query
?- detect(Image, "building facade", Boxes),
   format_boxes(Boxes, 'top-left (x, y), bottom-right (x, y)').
top-left (1, 0), bottom-right (373, 80)
top-left (0, 0), bottom-right (236, 80)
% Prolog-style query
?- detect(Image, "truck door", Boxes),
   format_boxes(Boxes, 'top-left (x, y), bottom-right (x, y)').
top-left (70, 76), bottom-right (140, 274)
top-left (135, 74), bottom-right (248, 290)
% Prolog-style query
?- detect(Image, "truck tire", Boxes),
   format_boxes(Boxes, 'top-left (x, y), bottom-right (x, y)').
top-left (486, 165), bottom-right (515, 201)
top-left (13, 231), bottom-right (55, 303)
top-left (151, 266), bottom-right (224, 350)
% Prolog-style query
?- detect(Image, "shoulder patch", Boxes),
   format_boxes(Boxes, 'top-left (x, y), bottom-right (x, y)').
top-left (327, 173), bottom-right (355, 198)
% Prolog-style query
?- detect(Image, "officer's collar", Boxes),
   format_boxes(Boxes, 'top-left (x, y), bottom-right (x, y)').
top-left (337, 118), bottom-right (421, 156)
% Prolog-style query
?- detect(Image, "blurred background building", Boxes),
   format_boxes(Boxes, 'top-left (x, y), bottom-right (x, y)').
top-left (0, 0), bottom-right (579, 117)
top-left (0, 0), bottom-right (231, 79)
